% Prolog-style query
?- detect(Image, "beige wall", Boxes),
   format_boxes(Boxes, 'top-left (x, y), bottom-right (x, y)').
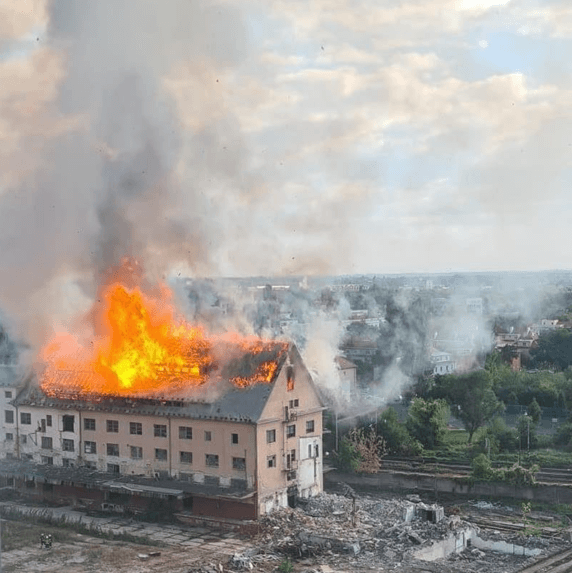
top-left (14, 405), bottom-right (257, 487)
top-left (256, 349), bottom-right (323, 514)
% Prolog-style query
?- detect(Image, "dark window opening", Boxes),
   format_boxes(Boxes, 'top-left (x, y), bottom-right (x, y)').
top-left (231, 433), bottom-right (239, 444)
top-left (130, 422), bottom-right (142, 435)
top-left (179, 426), bottom-right (192, 439)
top-left (154, 424), bottom-right (167, 438)
top-left (232, 457), bottom-right (246, 470)
top-left (84, 418), bottom-right (96, 431)
top-left (205, 454), bottom-right (219, 467)
top-left (62, 415), bottom-right (75, 432)
top-left (106, 420), bottom-right (118, 433)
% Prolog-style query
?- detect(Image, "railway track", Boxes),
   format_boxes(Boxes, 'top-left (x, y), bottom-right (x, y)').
top-left (514, 547), bottom-right (572, 573)
top-left (380, 458), bottom-right (572, 485)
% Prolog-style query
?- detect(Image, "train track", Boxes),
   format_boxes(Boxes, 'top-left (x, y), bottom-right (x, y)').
top-left (380, 458), bottom-right (572, 485)
top-left (514, 547), bottom-right (572, 573)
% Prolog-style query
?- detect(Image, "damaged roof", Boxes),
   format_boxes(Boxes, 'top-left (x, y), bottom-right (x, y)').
top-left (14, 344), bottom-right (295, 423)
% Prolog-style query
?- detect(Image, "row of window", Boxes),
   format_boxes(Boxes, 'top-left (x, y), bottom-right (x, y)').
top-left (265, 420), bottom-right (315, 444)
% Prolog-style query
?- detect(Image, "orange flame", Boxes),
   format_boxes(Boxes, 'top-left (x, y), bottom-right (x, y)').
top-left (39, 262), bottom-right (287, 399)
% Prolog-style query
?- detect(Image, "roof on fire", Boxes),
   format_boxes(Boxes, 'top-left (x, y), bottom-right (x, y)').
top-left (14, 344), bottom-right (311, 423)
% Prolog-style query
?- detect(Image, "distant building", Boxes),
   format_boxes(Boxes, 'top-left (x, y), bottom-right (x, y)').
top-left (430, 352), bottom-right (456, 376)
top-left (335, 357), bottom-right (357, 400)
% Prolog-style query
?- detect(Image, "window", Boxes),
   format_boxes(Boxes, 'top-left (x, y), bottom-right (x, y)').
top-left (41, 456), bottom-right (53, 465)
top-left (267, 455), bottom-right (276, 468)
top-left (21, 435), bottom-right (27, 444)
top-left (154, 424), bottom-right (167, 438)
top-left (107, 464), bottom-right (120, 474)
top-left (286, 424), bottom-right (296, 438)
top-left (130, 422), bottom-right (142, 435)
top-left (286, 366), bottom-right (295, 391)
top-left (62, 439), bottom-right (75, 452)
top-left (179, 426), bottom-right (192, 439)
top-left (106, 420), bottom-right (118, 433)
top-left (84, 418), bottom-right (95, 431)
top-left (231, 433), bottom-right (239, 445)
top-left (20, 412), bottom-right (31, 425)
top-left (4, 391), bottom-right (12, 398)
top-left (6, 433), bottom-right (13, 441)
top-left (84, 441), bottom-right (97, 454)
top-left (85, 461), bottom-right (97, 470)
top-left (205, 454), bottom-right (219, 467)
top-left (130, 446), bottom-right (143, 459)
top-left (308, 444), bottom-right (313, 458)
top-left (41, 436), bottom-right (52, 449)
top-left (315, 444), bottom-right (319, 458)
top-left (289, 399), bottom-right (299, 408)
top-left (5, 410), bottom-right (13, 424)
top-left (266, 429), bottom-right (276, 443)
top-left (155, 448), bottom-right (168, 461)
top-left (46, 415), bottom-right (52, 427)
top-left (180, 451), bottom-right (193, 464)
top-left (62, 458), bottom-right (74, 468)
top-left (62, 415), bottom-right (75, 432)
top-left (306, 420), bottom-right (315, 433)
top-left (204, 431), bottom-right (212, 441)
top-left (106, 443), bottom-right (119, 456)
top-left (232, 457), bottom-right (246, 470)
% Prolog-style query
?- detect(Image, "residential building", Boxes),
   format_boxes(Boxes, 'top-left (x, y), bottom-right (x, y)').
top-left (0, 344), bottom-right (324, 519)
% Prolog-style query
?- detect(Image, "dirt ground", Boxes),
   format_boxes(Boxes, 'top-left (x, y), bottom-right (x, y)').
top-left (2, 528), bottom-right (255, 573)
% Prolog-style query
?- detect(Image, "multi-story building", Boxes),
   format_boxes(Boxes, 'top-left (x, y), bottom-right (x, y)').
top-left (0, 364), bottom-right (24, 460)
top-left (0, 344), bottom-right (324, 519)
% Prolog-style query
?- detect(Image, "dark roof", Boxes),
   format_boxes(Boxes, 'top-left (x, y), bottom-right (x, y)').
top-left (14, 345), bottom-right (292, 423)
top-left (0, 459), bottom-right (252, 500)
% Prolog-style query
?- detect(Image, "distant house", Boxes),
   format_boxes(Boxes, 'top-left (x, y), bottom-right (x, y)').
top-left (430, 352), bottom-right (456, 376)
top-left (335, 356), bottom-right (357, 399)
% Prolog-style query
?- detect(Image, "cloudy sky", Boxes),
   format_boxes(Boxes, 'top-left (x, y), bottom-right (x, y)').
top-left (1, 0), bottom-right (572, 306)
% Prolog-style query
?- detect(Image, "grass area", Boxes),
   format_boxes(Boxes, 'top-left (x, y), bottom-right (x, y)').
top-left (0, 520), bottom-right (78, 551)
top-left (0, 508), bottom-right (166, 549)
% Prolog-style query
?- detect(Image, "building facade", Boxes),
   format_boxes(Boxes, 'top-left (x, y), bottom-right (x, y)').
top-left (1, 345), bottom-right (324, 519)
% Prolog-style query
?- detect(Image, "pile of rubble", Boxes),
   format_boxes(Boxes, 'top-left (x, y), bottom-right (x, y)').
top-left (236, 491), bottom-right (562, 572)
top-left (249, 492), bottom-right (462, 568)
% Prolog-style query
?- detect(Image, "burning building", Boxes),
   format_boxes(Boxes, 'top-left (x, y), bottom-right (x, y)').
top-left (0, 263), bottom-right (324, 519)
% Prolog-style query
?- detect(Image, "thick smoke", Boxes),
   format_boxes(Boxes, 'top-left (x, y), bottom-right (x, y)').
top-left (0, 0), bottom-right (252, 348)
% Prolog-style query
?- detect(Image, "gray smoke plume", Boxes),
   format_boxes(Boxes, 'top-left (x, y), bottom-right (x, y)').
top-left (0, 0), bottom-right (252, 347)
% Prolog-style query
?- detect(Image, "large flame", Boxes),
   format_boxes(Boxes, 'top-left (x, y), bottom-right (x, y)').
top-left (39, 262), bottom-right (287, 399)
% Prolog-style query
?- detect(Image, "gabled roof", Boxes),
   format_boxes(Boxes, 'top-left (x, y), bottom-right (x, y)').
top-left (15, 344), bottom-right (296, 423)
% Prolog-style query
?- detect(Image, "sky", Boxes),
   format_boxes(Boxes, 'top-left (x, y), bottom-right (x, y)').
top-left (1, 0), bottom-right (572, 333)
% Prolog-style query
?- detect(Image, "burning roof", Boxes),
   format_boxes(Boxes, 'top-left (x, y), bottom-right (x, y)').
top-left (37, 259), bottom-right (289, 401)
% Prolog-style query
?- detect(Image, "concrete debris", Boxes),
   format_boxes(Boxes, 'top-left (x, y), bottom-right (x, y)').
top-left (253, 492), bottom-right (567, 573)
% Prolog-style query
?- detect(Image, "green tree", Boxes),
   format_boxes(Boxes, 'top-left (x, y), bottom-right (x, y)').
top-left (335, 436), bottom-right (361, 472)
top-left (527, 398), bottom-right (542, 425)
top-left (406, 398), bottom-right (450, 449)
top-left (433, 371), bottom-right (504, 443)
top-left (485, 416), bottom-right (518, 453)
top-left (531, 329), bottom-right (572, 370)
top-left (376, 407), bottom-right (422, 456)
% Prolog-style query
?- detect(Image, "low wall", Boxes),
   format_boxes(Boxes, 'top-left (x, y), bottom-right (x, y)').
top-left (326, 470), bottom-right (572, 504)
